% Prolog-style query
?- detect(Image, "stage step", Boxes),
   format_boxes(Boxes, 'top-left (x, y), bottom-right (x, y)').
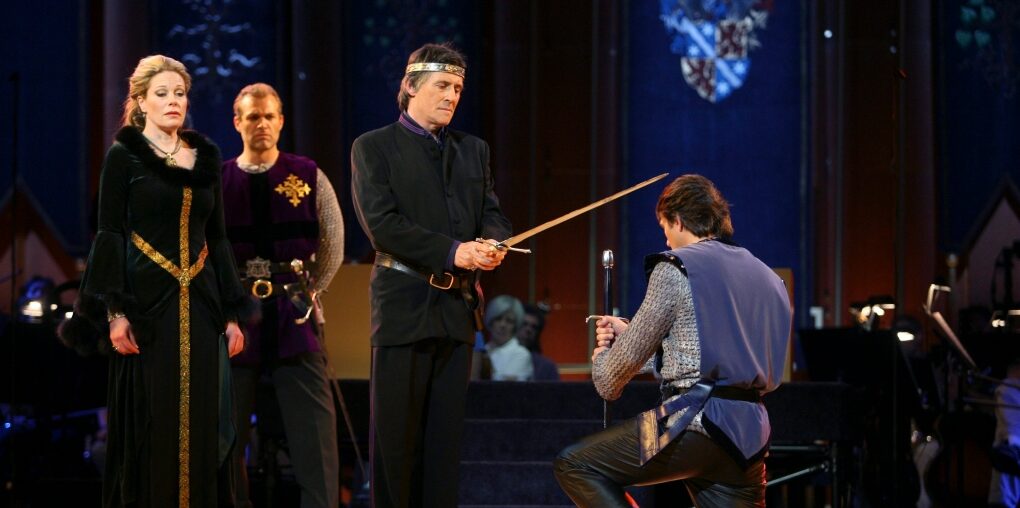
top-left (464, 381), bottom-right (659, 420)
top-left (458, 505), bottom-right (575, 508)
top-left (457, 382), bottom-right (662, 504)
top-left (461, 418), bottom-right (603, 461)
top-left (458, 460), bottom-right (655, 506)
top-left (330, 380), bottom-right (857, 505)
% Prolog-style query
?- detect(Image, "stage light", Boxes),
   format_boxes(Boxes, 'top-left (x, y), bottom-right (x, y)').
top-left (849, 296), bottom-right (896, 331)
top-left (897, 331), bottom-right (915, 342)
top-left (22, 300), bottom-right (44, 318)
top-left (991, 309), bottom-right (1020, 329)
top-left (869, 295), bottom-right (896, 311)
top-left (16, 276), bottom-right (53, 324)
top-left (15, 277), bottom-right (80, 325)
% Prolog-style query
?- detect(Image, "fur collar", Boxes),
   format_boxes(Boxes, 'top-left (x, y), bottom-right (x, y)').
top-left (114, 126), bottom-right (220, 187)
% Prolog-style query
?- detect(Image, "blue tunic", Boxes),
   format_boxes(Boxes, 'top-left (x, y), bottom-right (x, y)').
top-left (645, 240), bottom-right (792, 463)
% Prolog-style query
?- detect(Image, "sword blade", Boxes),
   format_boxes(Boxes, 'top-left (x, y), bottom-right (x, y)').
top-left (499, 172), bottom-right (669, 248)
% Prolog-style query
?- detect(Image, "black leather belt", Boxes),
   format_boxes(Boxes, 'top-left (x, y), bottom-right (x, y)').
top-left (374, 251), bottom-right (464, 290)
top-left (239, 257), bottom-right (317, 279)
top-left (663, 384), bottom-right (762, 403)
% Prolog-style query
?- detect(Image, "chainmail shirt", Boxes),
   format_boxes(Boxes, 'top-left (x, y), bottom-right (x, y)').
top-left (592, 261), bottom-right (706, 435)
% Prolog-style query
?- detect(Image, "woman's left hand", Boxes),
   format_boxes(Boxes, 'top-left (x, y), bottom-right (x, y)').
top-left (225, 321), bottom-right (245, 358)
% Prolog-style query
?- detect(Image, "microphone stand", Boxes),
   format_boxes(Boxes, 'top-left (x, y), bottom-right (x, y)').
top-left (927, 307), bottom-right (1020, 506)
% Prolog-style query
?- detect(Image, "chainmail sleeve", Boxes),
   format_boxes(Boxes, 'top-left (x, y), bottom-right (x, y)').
top-left (313, 168), bottom-right (344, 292)
top-left (592, 260), bottom-right (706, 434)
top-left (592, 261), bottom-right (683, 400)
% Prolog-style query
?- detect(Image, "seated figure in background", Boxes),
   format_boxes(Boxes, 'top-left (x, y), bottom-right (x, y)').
top-left (518, 303), bottom-right (560, 381)
top-left (484, 295), bottom-right (534, 381)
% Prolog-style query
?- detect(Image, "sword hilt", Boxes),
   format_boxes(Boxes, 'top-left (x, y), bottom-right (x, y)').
top-left (475, 238), bottom-right (531, 254)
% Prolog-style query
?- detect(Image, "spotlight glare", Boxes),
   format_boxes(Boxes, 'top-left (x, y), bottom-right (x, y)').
top-left (897, 331), bottom-right (915, 342)
top-left (22, 300), bottom-right (44, 318)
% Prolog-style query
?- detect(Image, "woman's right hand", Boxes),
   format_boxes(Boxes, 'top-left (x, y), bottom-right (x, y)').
top-left (110, 317), bottom-right (140, 355)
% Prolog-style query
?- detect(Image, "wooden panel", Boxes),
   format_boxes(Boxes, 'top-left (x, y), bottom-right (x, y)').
top-left (483, 0), bottom-right (623, 370)
top-left (319, 264), bottom-right (373, 379)
top-left (774, 267), bottom-right (795, 382)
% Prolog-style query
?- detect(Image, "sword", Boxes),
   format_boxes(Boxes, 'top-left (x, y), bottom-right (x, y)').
top-left (601, 249), bottom-right (614, 428)
top-left (477, 172), bottom-right (669, 252)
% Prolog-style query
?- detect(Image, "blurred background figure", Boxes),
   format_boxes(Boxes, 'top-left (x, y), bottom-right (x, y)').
top-left (483, 295), bottom-right (533, 381)
top-left (518, 303), bottom-right (559, 381)
top-left (990, 358), bottom-right (1020, 507)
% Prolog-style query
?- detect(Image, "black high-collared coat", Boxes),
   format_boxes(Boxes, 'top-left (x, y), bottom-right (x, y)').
top-left (351, 122), bottom-right (511, 347)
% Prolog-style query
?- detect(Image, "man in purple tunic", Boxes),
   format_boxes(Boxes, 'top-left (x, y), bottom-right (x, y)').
top-left (222, 83), bottom-right (344, 508)
top-left (554, 174), bottom-right (792, 507)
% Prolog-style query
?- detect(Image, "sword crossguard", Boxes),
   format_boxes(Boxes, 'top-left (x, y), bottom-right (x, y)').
top-left (475, 238), bottom-right (531, 254)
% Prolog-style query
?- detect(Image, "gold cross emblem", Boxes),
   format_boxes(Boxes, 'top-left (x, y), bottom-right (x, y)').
top-left (274, 173), bottom-right (311, 207)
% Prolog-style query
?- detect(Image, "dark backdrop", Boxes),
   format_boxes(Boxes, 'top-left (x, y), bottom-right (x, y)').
top-left (625, 1), bottom-right (806, 317)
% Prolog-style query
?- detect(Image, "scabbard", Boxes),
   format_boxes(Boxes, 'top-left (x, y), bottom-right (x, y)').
top-left (637, 379), bottom-right (714, 465)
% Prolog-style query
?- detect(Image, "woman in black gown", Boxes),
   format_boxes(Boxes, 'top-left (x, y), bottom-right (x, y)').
top-left (64, 54), bottom-right (246, 507)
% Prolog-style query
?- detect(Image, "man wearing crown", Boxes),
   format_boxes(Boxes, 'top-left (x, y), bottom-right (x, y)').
top-left (351, 42), bottom-right (512, 506)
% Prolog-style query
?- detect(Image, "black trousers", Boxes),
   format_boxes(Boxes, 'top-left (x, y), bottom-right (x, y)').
top-left (554, 419), bottom-right (765, 508)
top-left (231, 352), bottom-right (339, 508)
top-left (370, 337), bottom-right (471, 508)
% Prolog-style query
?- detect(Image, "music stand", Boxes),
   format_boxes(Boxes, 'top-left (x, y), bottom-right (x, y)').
top-left (925, 309), bottom-right (1020, 399)
top-left (928, 311), bottom-right (977, 371)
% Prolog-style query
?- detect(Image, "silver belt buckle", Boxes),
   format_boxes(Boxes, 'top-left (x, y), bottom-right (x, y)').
top-left (245, 257), bottom-right (272, 279)
top-left (429, 273), bottom-right (455, 290)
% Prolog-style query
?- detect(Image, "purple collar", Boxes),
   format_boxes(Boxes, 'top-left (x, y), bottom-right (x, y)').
top-left (399, 112), bottom-right (447, 149)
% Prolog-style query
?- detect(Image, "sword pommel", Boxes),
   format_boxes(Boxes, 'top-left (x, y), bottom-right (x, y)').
top-left (602, 249), bottom-right (614, 269)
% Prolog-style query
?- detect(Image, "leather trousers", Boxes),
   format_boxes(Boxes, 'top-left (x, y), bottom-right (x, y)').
top-left (554, 418), bottom-right (765, 507)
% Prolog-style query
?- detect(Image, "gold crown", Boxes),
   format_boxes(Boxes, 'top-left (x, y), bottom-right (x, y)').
top-left (405, 62), bottom-right (466, 78)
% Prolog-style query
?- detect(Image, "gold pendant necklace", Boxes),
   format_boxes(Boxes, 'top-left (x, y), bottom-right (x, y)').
top-left (144, 134), bottom-right (183, 167)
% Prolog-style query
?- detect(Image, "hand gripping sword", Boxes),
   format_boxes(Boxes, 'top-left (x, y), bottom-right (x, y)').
top-left (477, 172), bottom-right (669, 252)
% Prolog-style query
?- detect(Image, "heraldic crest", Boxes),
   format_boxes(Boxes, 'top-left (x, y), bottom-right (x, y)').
top-left (660, 0), bottom-right (773, 103)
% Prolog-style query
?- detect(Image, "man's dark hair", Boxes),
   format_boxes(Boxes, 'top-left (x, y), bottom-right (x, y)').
top-left (655, 174), bottom-right (734, 239)
top-left (397, 42), bottom-right (467, 111)
top-left (523, 304), bottom-right (546, 332)
top-left (520, 303), bottom-right (548, 353)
